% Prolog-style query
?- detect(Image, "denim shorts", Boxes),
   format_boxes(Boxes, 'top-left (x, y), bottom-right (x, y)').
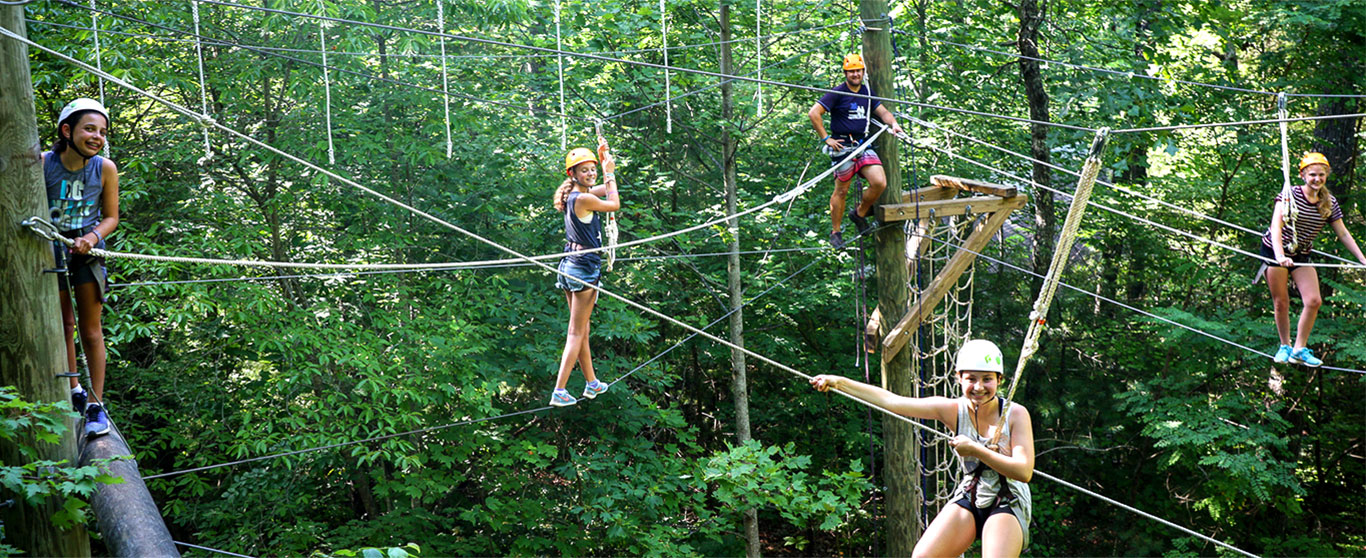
top-left (555, 257), bottom-right (601, 292)
top-left (1259, 243), bottom-right (1313, 268)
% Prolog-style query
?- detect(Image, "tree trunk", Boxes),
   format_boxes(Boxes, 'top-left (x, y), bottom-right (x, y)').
top-left (719, 5), bottom-right (760, 556)
top-left (0, 10), bottom-right (91, 556)
top-left (861, 0), bottom-right (918, 554)
top-left (1312, 98), bottom-right (1359, 215)
top-left (1015, 0), bottom-right (1053, 284)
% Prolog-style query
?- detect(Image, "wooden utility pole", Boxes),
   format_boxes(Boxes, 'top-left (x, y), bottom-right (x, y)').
top-left (859, 0), bottom-right (919, 553)
top-left (0, 10), bottom-right (91, 556)
top-left (719, 3), bottom-right (760, 556)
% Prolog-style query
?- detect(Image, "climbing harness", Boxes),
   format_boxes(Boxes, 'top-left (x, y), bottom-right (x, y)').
top-left (1276, 92), bottom-right (1299, 255)
top-left (990, 128), bottom-right (1110, 449)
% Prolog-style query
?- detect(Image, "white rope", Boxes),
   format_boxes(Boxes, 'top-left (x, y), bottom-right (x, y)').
top-left (436, 0), bottom-right (451, 159)
top-left (190, 0), bottom-right (211, 162)
top-left (660, 0), bottom-right (671, 134)
top-left (317, 0), bottom-right (336, 165)
top-left (900, 113), bottom-right (1361, 266)
top-left (1276, 92), bottom-right (1298, 254)
top-left (89, 0), bottom-right (109, 157)
top-left (554, 0), bottom-right (565, 150)
top-left (754, 0), bottom-right (761, 115)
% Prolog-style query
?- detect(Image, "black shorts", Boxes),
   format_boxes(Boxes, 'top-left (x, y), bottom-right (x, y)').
top-left (953, 497), bottom-right (1016, 540)
top-left (53, 234), bottom-right (108, 302)
top-left (1259, 243), bottom-right (1313, 268)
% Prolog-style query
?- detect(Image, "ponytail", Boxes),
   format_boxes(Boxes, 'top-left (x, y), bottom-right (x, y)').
top-left (1317, 186), bottom-right (1335, 220)
top-left (553, 177), bottom-right (575, 212)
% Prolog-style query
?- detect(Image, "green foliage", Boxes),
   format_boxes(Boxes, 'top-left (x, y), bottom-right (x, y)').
top-left (0, 387), bottom-right (122, 536)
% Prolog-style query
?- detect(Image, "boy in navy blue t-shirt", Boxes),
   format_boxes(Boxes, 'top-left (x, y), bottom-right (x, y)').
top-left (808, 53), bottom-right (904, 249)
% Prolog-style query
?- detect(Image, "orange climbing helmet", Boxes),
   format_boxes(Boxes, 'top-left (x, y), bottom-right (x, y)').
top-left (842, 53), bottom-right (865, 71)
top-left (564, 147), bottom-right (597, 175)
top-left (1298, 152), bottom-right (1330, 172)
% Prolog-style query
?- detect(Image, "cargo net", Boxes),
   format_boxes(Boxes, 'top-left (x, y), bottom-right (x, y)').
top-left (905, 213), bottom-right (978, 530)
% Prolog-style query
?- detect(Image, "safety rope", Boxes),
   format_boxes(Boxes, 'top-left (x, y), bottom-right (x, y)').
top-left (89, 0), bottom-right (109, 157)
top-left (1276, 92), bottom-right (1298, 254)
top-left (990, 128), bottom-right (1110, 449)
top-left (189, 0), bottom-right (212, 163)
top-left (754, 0), bottom-right (761, 115)
top-left (317, 0), bottom-right (335, 165)
top-left (595, 119), bottom-right (619, 272)
top-left (554, 0), bottom-right (566, 150)
top-left (436, 0), bottom-right (451, 158)
top-left (660, 0), bottom-right (671, 134)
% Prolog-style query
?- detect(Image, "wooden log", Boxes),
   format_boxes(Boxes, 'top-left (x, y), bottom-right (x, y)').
top-left (932, 174), bottom-right (1018, 198)
top-left (864, 307), bottom-right (881, 353)
top-left (80, 431), bottom-right (180, 558)
top-left (882, 195), bottom-right (1026, 362)
top-left (878, 195), bottom-right (1017, 223)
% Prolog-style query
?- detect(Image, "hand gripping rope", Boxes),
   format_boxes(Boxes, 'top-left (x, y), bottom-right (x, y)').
top-left (1276, 92), bottom-right (1299, 255)
top-left (596, 119), bottom-right (620, 272)
top-left (990, 128), bottom-right (1110, 450)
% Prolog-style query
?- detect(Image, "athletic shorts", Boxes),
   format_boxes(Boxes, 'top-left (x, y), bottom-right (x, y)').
top-left (555, 256), bottom-right (601, 292)
top-left (53, 236), bottom-right (108, 303)
top-left (1259, 243), bottom-right (1313, 268)
top-left (953, 497), bottom-right (1018, 541)
top-left (833, 148), bottom-right (882, 183)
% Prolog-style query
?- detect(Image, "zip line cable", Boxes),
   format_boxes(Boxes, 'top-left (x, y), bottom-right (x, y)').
top-left (1112, 112), bottom-right (1366, 135)
top-left (141, 248), bottom-right (825, 481)
top-left (173, 541), bottom-right (255, 558)
top-left (142, 0), bottom-right (1101, 133)
top-left (905, 132), bottom-right (1366, 270)
top-left (900, 112), bottom-right (1362, 266)
top-left (106, 247), bottom-right (828, 288)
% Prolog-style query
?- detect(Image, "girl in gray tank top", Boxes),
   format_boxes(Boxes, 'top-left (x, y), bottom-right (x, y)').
top-left (810, 339), bottom-right (1034, 557)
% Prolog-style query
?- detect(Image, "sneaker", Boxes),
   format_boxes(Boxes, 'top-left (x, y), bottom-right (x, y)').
top-left (84, 404), bottom-right (110, 438)
top-left (1273, 344), bottom-right (1293, 364)
top-left (829, 231), bottom-right (846, 250)
top-left (1288, 347), bottom-right (1322, 368)
top-left (582, 380), bottom-right (609, 400)
top-left (847, 208), bottom-right (872, 236)
top-left (549, 389), bottom-right (577, 407)
top-left (71, 389), bottom-right (87, 413)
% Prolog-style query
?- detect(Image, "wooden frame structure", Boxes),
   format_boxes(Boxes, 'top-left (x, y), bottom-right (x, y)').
top-left (866, 175), bottom-right (1027, 364)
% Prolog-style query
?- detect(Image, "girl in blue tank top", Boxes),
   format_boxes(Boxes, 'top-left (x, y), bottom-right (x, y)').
top-left (548, 137), bottom-right (622, 407)
top-left (44, 98), bottom-right (121, 439)
top-left (810, 339), bottom-right (1035, 557)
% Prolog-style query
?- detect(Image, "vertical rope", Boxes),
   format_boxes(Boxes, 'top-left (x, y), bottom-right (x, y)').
top-left (437, 0), bottom-right (452, 159)
top-left (317, 0), bottom-right (336, 165)
top-left (754, 0), bottom-right (761, 115)
top-left (190, 0), bottom-right (211, 162)
top-left (661, 0), bottom-right (671, 134)
top-left (1276, 92), bottom-right (1298, 254)
top-left (992, 128), bottom-right (1110, 448)
top-left (554, 0), bottom-right (566, 150)
top-left (596, 119), bottom-right (619, 273)
top-left (89, 0), bottom-right (109, 157)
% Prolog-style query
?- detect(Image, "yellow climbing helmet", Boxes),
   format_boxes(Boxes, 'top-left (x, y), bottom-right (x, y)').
top-left (1298, 152), bottom-right (1330, 172)
top-left (842, 53), bottom-right (865, 71)
top-left (564, 147), bottom-right (597, 175)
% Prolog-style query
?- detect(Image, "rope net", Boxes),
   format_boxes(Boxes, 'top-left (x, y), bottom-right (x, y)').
top-left (907, 214), bottom-right (978, 529)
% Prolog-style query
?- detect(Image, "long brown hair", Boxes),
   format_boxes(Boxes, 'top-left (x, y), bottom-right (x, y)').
top-left (553, 176), bottom-right (576, 213)
top-left (1315, 186), bottom-right (1335, 220)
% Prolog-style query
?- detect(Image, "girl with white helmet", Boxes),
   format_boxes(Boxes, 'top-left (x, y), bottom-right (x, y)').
top-left (1261, 152), bottom-right (1366, 368)
top-left (811, 339), bottom-right (1034, 557)
top-left (548, 136), bottom-right (620, 407)
top-left (44, 97), bottom-right (121, 438)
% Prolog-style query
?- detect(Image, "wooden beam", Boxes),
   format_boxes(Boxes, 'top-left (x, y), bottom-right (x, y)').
top-left (932, 175), bottom-right (1018, 198)
top-left (864, 307), bottom-right (882, 353)
top-left (879, 195), bottom-right (1018, 223)
top-left (899, 185), bottom-right (957, 205)
top-left (882, 195), bottom-right (1026, 362)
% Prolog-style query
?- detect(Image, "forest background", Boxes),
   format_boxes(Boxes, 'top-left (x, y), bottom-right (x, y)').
top-left (8, 0), bottom-right (1365, 555)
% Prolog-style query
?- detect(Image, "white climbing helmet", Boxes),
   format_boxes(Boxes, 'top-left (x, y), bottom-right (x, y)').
top-left (58, 98), bottom-right (110, 127)
top-left (955, 339), bottom-right (1004, 374)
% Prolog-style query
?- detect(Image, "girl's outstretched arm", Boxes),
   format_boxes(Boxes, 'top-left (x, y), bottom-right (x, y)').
top-left (1329, 220), bottom-right (1366, 265)
top-left (811, 374), bottom-right (956, 425)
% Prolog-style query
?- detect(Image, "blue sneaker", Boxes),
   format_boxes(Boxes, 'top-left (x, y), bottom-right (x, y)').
top-left (1289, 347), bottom-right (1323, 368)
top-left (1273, 345), bottom-right (1293, 364)
top-left (582, 380), bottom-right (609, 400)
top-left (549, 389), bottom-right (577, 407)
top-left (70, 388), bottom-right (87, 413)
top-left (84, 404), bottom-right (110, 438)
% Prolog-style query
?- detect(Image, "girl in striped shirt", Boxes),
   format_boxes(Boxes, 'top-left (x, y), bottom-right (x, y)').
top-left (1261, 152), bottom-right (1366, 367)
